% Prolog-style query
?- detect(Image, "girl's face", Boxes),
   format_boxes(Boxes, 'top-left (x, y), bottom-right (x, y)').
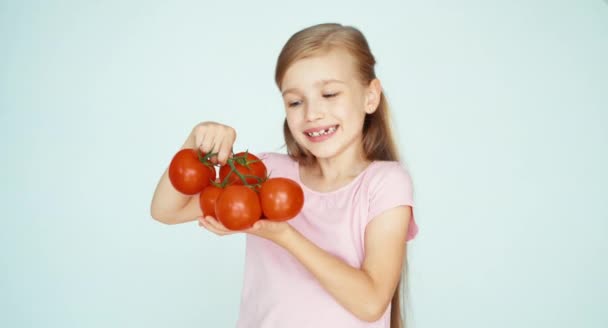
top-left (280, 49), bottom-right (380, 161)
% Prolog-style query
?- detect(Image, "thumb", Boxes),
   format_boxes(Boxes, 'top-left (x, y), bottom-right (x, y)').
top-left (252, 220), bottom-right (265, 230)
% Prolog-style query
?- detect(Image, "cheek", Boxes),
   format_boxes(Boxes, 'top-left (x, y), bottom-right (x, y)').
top-left (341, 93), bottom-right (365, 110)
top-left (337, 99), bottom-right (366, 121)
top-left (285, 115), bottom-right (301, 137)
top-left (285, 112), bottom-right (297, 126)
top-left (286, 108), bottom-right (307, 124)
top-left (338, 106), bottom-right (367, 133)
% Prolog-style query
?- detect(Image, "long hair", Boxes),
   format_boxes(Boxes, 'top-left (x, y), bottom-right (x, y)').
top-left (274, 23), bottom-right (409, 328)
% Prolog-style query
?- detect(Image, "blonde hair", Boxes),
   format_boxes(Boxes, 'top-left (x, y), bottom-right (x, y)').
top-left (274, 23), bottom-right (409, 328)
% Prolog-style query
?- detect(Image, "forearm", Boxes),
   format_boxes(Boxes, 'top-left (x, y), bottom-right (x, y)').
top-left (150, 133), bottom-right (197, 223)
top-left (277, 228), bottom-right (386, 322)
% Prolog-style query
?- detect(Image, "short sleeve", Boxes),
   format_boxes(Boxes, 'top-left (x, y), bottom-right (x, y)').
top-left (368, 162), bottom-right (419, 241)
top-left (258, 152), bottom-right (275, 172)
top-left (257, 152), bottom-right (295, 179)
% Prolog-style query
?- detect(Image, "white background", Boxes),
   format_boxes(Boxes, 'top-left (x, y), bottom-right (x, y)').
top-left (1, 1), bottom-right (607, 327)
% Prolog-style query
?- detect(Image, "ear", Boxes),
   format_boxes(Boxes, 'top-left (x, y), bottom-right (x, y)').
top-left (365, 78), bottom-right (383, 114)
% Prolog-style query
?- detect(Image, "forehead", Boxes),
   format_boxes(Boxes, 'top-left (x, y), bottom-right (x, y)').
top-left (281, 49), bottom-right (358, 92)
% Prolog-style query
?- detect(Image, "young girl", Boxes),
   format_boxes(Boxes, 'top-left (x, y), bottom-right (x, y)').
top-left (151, 23), bottom-right (418, 328)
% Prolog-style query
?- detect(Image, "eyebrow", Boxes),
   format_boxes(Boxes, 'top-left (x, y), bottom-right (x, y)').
top-left (281, 79), bottom-right (345, 96)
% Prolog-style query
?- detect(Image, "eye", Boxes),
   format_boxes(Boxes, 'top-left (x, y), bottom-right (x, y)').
top-left (288, 100), bottom-right (302, 108)
top-left (323, 92), bottom-right (339, 98)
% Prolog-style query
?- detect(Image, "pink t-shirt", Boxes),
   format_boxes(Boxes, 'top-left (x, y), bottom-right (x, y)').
top-left (236, 152), bottom-right (418, 328)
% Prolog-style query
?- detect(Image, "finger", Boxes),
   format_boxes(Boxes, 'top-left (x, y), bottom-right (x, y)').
top-left (246, 220), bottom-right (264, 232)
top-left (216, 138), bottom-right (233, 165)
top-left (208, 135), bottom-right (224, 164)
top-left (198, 216), bottom-right (211, 229)
top-left (199, 131), bottom-right (215, 154)
top-left (200, 217), bottom-right (231, 236)
top-left (200, 220), bottom-right (226, 235)
top-left (193, 127), bottom-right (205, 151)
top-left (205, 216), bottom-right (234, 234)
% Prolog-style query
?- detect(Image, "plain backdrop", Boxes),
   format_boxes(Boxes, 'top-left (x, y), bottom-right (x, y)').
top-left (1, 1), bottom-right (607, 327)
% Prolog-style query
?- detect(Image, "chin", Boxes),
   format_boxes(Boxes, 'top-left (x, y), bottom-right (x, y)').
top-left (301, 143), bottom-right (341, 160)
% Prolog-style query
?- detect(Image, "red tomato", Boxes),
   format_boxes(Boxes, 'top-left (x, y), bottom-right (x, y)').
top-left (215, 185), bottom-right (262, 230)
top-left (168, 148), bottom-right (215, 195)
top-left (219, 152), bottom-right (267, 186)
top-left (259, 177), bottom-right (304, 221)
top-left (199, 185), bottom-right (223, 217)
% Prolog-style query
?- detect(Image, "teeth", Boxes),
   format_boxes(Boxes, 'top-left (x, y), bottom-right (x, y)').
top-left (307, 126), bottom-right (337, 137)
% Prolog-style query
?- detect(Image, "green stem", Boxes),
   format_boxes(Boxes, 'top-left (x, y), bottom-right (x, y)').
top-left (198, 150), bottom-right (218, 164)
top-left (219, 170), bottom-right (233, 188)
top-left (242, 174), bottom-right (265, 183)
top-left (227, 159), bottom-right (249, 185)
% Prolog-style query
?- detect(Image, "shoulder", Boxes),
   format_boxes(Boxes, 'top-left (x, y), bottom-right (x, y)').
top-left (258, 152), bottom-right (296, 177)
top-left (365, 161), bottom-right (413, 189)
top-left (364, 160), bottom-right (415, 213)
top-left (364, 161), bottom-right (418, 240)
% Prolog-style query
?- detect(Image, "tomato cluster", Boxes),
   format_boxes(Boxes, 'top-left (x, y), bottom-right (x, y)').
top-left (168, 149), bottom-right (304, 230)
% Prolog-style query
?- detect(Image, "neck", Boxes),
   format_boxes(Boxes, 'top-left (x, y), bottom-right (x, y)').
top-left (310, 144), bottom-right (370, 181)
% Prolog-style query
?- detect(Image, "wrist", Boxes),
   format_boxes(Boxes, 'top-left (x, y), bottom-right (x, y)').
top-left (275, 224), bottom-right (298, 248)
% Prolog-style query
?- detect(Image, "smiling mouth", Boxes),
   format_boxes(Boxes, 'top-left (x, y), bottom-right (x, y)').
top-left (304, 125), bottom-right (339, 137)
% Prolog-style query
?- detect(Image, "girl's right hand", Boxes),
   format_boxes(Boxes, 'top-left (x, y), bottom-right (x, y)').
top-left (190, 121), bottom-right (237, 165)
top-left (150, 121), bottom-right (236, 225)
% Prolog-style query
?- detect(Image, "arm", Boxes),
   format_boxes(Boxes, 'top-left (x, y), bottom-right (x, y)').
top-left (277, 206), bottom-right (411, 322)
top-left (150, 133), bottom-right (199, 225)
top-left (200, 203), bottom-right (412, 321)
top-left (150, 122), bottom-right (236, 224)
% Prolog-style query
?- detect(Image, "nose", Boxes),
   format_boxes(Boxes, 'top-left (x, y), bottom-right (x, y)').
top-left (304, 101), bottom-right (324, 122)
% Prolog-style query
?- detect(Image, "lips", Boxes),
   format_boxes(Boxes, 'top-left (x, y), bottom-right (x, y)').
top-left (303, 124), bottom-right (339, 137)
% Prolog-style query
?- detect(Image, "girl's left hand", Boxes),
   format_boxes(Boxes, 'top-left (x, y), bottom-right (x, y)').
top-left (200, 216), bottom-right (293, 244)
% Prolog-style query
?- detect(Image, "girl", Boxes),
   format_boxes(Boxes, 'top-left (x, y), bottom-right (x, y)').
top-left (151, 23), bottom-right (418, 328)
